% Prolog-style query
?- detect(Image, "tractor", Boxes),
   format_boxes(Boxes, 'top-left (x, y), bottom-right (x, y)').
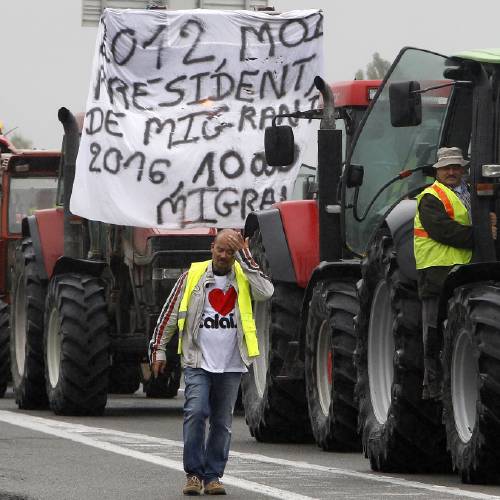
top-left (241, 79), bottom-right (380, 447)
top-left (10, 108), bottom-right (213, 414)
top-left (351, 47), bottom-right (500, 483)
top-left (253, 46), bottom-right (500, 484)
top-left (0, 144), bottom-right (59, 397)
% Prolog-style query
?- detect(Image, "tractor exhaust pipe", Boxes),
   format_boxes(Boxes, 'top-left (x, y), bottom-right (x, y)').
top-left (58, 107), bottom-right (83, 259)
top-left (314, 76), bottom-right (336, 130)
top-left (314, 77), bottom-right (343, 262)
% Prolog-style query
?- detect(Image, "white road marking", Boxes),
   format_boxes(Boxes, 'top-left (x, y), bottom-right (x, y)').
top-left (0, 410), bottom-right (314, 500)
top-left (0, 410), bottom-right (499, 500)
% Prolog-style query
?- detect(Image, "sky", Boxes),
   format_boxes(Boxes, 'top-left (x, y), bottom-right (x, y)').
top-left (2, 0), bottom-right (500, 149)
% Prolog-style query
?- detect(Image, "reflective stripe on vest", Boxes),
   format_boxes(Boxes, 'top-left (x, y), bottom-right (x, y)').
top-left (177, 260), bottom-right (259, 358)
top-left (414, 181), bottom-right (472, 269)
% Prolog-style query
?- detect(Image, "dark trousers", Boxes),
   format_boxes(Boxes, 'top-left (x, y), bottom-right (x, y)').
top-left (421, 297), bottom-right (441, 398)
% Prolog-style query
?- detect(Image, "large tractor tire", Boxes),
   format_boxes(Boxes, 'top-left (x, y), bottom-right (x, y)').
top-left (241, 230), bottom-right (311, 442)
top-left (305, 279), bottom-right (360, 451)
top-left (442, 282), bottom-right (500, 484)
top-left (109, 356), bottom-right (141, 394)
top-left (355, 232), bottom-right (450, 472)
top-left (10, 238), bottom-right (48, 409)
top-left (44, 274), bottom-right (110, 415)
top-left (0, 301), bottom-right (10, 397)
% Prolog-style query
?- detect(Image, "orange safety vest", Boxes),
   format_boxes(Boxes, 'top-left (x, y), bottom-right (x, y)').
top-left (414, 181), bottom-right (472, 269)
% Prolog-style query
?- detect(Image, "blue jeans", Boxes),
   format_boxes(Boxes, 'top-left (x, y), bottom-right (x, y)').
top-left (183, 368), bottom-right (242, 483)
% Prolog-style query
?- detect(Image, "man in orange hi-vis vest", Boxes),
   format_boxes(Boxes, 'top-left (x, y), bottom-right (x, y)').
top-left (414, 146), bottom-right (497, 400)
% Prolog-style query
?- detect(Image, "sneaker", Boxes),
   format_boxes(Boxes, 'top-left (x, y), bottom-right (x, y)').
top-left (204, 479), bottom-right (226, 495)
top-left (183, 475), bottom-right (203, 496)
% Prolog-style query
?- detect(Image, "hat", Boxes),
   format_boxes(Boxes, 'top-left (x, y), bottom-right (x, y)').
top-left (433, 147), bottom-right (469, 169)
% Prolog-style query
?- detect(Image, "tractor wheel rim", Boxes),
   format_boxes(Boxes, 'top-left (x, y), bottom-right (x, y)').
top-left (452, 328), bottom-right (478, 443)
top-left (368, 280), bottom-right (394, 425)
top-left (253, 300), bottom-right (270, 398)
top-left (47, 307), bottom-right (62, 388)
top-left (14, 273), bottom-right (27, 375)
top-left (316, 319), bottom-right (332, 416)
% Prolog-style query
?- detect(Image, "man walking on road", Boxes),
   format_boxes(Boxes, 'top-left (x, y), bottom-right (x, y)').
top-left (150, 229), bottom-right (273, 495)
top-left (414, 146), bottom-right (496, 399)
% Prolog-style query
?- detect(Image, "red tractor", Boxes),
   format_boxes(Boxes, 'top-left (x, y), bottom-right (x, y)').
top-left (9, 109), bottom-right (214, 413)
top-left (0, 142), bottom-right (59, 397)
top-left (241, 79), bottom-right (380, 447)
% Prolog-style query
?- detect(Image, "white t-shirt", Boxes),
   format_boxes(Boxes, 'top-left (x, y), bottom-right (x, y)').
top-left (197, 274), bottom-right (247, 373)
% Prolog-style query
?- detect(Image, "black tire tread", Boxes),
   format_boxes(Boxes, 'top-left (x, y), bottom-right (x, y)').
top-left (305, 279), bottom-right (360, 451)
top-left (443, 283), bottom-right (500, 484)
top-left (242, 230), bottom-right (310, 443)
top-left (45, 274), bottom-right (110, 415)
top-left (10, 239), bottom-right (48, 409)
top-left (355, 233), bottom-right (450, 473)
top-left (0, 301), bottom-right (9, 397)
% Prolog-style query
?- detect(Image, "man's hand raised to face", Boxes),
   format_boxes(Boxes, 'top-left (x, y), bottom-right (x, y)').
top-left (221, 230), bottom-right (248, 253)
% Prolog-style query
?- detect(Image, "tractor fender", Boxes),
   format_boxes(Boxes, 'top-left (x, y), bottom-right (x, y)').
top-left (437, 262), bottom-right (500, 332)
top-left (52, 256), bottom-right (107, 278)
top-left (385, 199), bottom-right (417, 283)
top-left (244, 208), bottom-right (297, 284)
top-left (298, 260), bottom-right (361, 359)
top-left (22, 210), bottom-right (106, 280)
top-left (22, 215), bottom-right (48, 281)
top-left (244, 200), bottom-right (320, 287)
top-left (21, 209), bottom-right (64, 280)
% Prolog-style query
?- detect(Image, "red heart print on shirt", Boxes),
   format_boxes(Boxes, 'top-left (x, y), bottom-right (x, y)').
top-left (208, 287), bottom-right (237, 316)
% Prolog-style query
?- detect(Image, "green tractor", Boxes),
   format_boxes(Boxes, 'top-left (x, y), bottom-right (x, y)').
top-left (258, 47), bottom-right (500, 483)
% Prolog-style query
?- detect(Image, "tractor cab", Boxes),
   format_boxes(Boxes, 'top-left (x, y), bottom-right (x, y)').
top-left (0, 150), bottom-right (59, 301)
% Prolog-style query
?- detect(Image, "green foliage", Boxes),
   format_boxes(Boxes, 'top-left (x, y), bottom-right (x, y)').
top-left (356, 52), bottom-right (391, 80)
top-left (11, 133), bottom-right (33, 149)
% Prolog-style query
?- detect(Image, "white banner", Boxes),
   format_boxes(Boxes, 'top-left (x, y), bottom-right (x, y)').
top-left (72, 8), bottom-right (324, 228)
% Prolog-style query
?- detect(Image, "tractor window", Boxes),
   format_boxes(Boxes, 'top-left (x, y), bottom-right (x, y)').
top-left (8, 177), bottom-right (58, 233)
top-left (344, 48), bottom-right (450, 255)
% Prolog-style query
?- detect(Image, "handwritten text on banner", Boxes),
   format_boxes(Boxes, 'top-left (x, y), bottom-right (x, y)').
top-left (71, 8), bottom-right (324, 228)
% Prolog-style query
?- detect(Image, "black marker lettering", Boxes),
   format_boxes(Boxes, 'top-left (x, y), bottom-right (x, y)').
top-left (220, 151), bottom-right (244, 179)
top-left (240, 23), bottom-right (275, 61)
top-left (215, 188), bottom-right (238, 217)
top-left (180, 19), bottom-right (215, 65)
top-left (104, 110), bottom-right (125, 137)
top-left (142, 24), bottom-right (167, 70)
top-left (157, 181), bottom-right (186, 225)
top-left (89, 142), bottom-right (102, 172)
top-left (111, 28), bottom-right (137, 66)
top-left (238, 105), bottom-right (257, 132)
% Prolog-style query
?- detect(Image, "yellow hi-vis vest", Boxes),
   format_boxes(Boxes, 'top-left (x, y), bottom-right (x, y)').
top-left (414, 181), bottom-right (472, 269)
top-left (176, 260), bottom-right (259, 357)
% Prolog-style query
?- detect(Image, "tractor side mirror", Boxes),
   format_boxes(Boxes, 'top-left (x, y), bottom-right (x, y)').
top-left (264, 125), bottom-right (295, 166)
top-left (389, 81), bottom-right (422, 127)
top-left (345, 163), bottom-right (364, 188)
